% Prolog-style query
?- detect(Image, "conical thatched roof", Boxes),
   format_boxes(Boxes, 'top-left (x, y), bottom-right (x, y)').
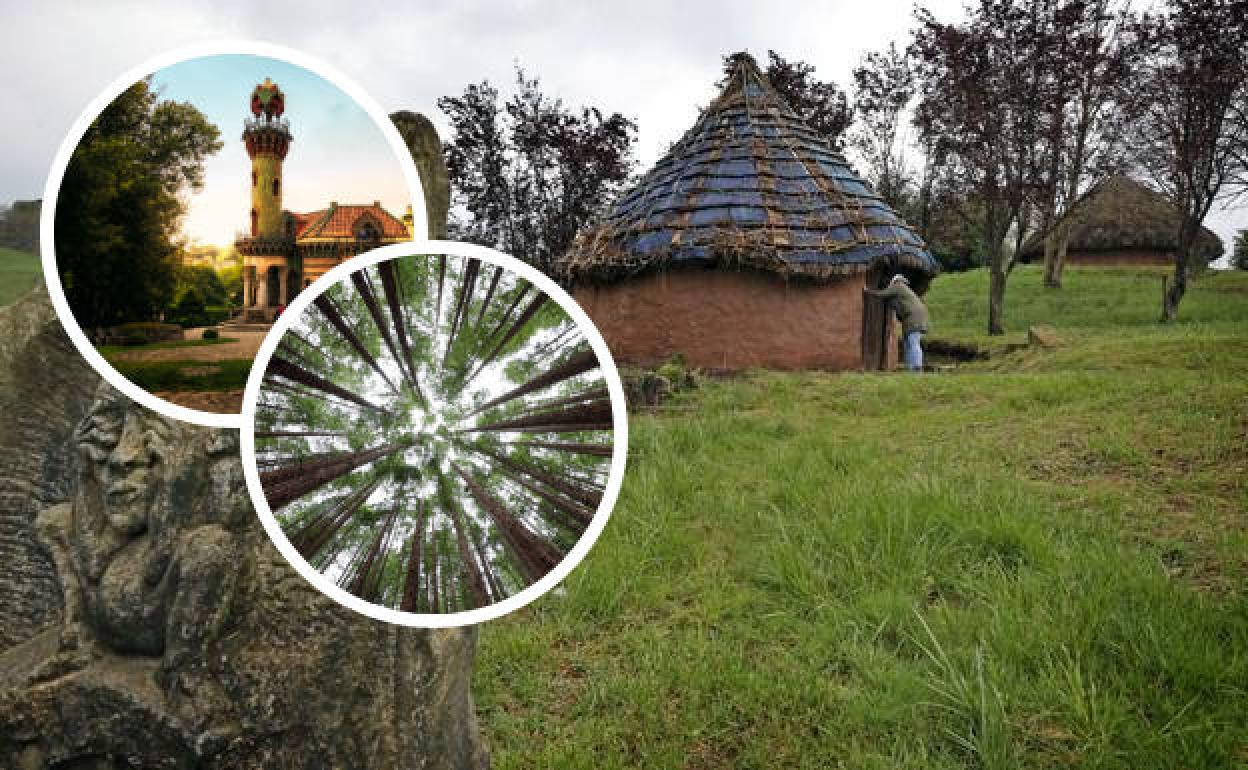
top-left (1020, 175), bottom-right (1223, 261)
top-left (555, 53), bottom-right (938, 286)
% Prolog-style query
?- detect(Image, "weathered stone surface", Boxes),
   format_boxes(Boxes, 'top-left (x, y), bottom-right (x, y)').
top-left (390, 111), bottom-right (451, 240)
top-left (0, 287), bottom-right (487, 769)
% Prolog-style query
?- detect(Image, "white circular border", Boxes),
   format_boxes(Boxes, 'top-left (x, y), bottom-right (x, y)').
top-left (240, 240), bottom-right (630, 627)
top-left (39, 40), bottom-right (428, 430)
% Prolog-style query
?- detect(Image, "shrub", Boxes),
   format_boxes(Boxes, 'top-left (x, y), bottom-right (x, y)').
top-left (202, 329), bottom-right (219, 340)
top-left (123, 333), bottom-right (148, 346)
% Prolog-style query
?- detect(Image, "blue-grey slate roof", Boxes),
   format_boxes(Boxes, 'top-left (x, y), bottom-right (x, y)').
top-left (557, 54), bottom-right (939, 285)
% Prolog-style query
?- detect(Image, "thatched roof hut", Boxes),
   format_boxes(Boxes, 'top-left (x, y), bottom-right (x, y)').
top-left (1020, 175), bottom-right (1223, 266)
top-left (556, 53), bottom-right (938, 371)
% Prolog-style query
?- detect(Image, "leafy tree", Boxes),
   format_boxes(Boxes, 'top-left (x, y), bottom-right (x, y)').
top-left (54, 80), bottom-right (221, 329)
top-left (1234, 229), bottom-right (1248, 270)
top-left (439, 69), bottom-right (637, 276)
top-left (912, 0), bottom-right (1068, 334)
top-left (0, 200), bottom-right (41, 253)
top-left (1126, 0), bottom-right (1248, 320)
top-left (850, 43), bottom-right (918, 210)
top-left (174, 264), bottom-right (226, 307)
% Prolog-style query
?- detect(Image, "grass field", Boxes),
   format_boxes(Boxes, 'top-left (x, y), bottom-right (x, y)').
top-left (474, 265), bottom-right (1248, 769)
top-left (96, 337), bottom-right (239, 356)
top-left (0, 247), bottom-right (41, 307)
top-left (106, 358), bottom-right (252, 392)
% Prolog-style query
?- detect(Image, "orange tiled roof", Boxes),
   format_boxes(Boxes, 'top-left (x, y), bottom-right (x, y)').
top-left (292, 202), bottom-right (409, 240)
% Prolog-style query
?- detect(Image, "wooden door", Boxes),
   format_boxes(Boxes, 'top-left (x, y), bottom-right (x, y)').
top-left (861, 270), bottom-right (893, 370)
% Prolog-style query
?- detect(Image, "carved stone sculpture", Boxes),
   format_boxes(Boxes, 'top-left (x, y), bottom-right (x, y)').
top-left (0, 287), bottom-right (488, 769)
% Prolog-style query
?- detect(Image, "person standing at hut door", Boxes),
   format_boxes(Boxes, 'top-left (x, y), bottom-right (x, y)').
top-left (865, 275), bottom-right (929, 371)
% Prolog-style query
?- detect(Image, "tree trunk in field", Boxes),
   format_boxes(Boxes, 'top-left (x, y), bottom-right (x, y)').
top-left (988, 251), bottom-right (1008, 336)
top-left (1162, 215), bottom-right (1198, 322)
top-left (454, 463), bottom-right (562, 584)
top-left (261, 441), bottom-right (407, 509)
top-left (466, 349), bottom-right (598, 417)
top-left (267, 355), bottom-right (390, 415)
top-left (314, 293), bottom-right (400, 395)
top-left (400, 500), bottom-right (426, 612)
top-left (448, 501), bottom-right (490, 609)
top-left (460, 398), bottom-right (612, 434)
top-left (513, 439), bottom-right (614, 457)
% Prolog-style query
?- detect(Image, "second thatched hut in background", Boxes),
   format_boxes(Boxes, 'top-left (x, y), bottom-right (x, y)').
top-left (1019, 175), bottom-right (1224, 267)
top-left (555, 53), bottom-right (939, 372)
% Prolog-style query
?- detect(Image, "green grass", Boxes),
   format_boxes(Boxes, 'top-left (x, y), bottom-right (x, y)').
top-left (96, 337), bottom-right (238, 355)
top-left (474, 266), bottom-right (1248, 769)
top-left (0, 247), bottom-right (41, 307)
top-left (107, 358), bottom-right (251, 392)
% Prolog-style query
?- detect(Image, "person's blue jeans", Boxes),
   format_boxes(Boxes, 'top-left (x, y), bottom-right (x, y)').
top-left (903, 330), bottom-right (924, 371)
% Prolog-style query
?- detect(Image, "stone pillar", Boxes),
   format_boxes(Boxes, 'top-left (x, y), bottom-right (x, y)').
top-left (278, 267), bottom-right (289, 306)
top-left (242, 267), bottom-right (253, 309)
top-left (256, 268), bottom-right (269, 309)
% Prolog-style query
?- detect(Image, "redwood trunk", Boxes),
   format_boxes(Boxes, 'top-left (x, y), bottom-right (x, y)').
top-left (466, 350), bottom-right (598, 418)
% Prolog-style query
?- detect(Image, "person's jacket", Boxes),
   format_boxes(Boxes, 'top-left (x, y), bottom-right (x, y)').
top-left (865, 282), bottom-right (929, 334)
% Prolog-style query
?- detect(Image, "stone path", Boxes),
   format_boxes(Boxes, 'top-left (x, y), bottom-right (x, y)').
top-left (108, 328), bottom-right (271, 363)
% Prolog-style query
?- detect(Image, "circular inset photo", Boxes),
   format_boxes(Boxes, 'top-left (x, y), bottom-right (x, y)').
top-left (240, 242), bottom-right (627, 626)
top-left (41, 43), bottom-right (425, 428)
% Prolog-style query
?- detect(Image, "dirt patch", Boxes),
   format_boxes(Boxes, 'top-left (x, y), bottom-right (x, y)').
top-left (153, 390), bottom-right (243, 414)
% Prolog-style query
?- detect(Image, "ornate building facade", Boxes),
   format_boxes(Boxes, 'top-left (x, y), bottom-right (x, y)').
top-left (234, 78), bottom-right (412, 322)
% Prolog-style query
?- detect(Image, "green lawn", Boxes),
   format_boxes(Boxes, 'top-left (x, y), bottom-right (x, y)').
top-left (474, 266), bottom-right (1248, 769)
top-left (0, 247), bottom-right (41, 307)
top-left (96, 336), bottom-right (239, 355)
top-left (106, 358), bottom-right (252, 392)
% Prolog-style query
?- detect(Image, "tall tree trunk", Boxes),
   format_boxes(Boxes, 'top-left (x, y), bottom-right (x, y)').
top-left (496, 466), bottom-right (594, 529)
top-left (472, 443), bottom-right (602, 511)
top-left (463, 291), bottom-right (546, 387)
top-left (313, 293), bottom-right (400, 395)
top-left (443, 259), bottom-right (481, 367)
top-left (447, 499), bottom-right (490, 609)
top-left (459, 399), bottom-right (612, 434)
top-left (290, 477), bottom-right (380, 559)
top-left (466, 350), bottom-right (598, 417)
top-left (261, 440), bottom-right (407, 509)
top-left (475, 266), bottom-right (504, 325)
top-left (399, 500), bottom-right (427, 613)
top-left (377, 260), bottom-right (426, 403)
top-left (454, 463), bottom-right (562, 585)
top-left (351, 269), bottom-right (411, 392)
top-left (467, 519), bottom-right (505, 602)
top-left (255, 429), bottom-right (348, 439)
top-left (1162, 215), bottom-right (1198, 322)
top-left (268, 355), bottom-right (390, 415)
top-left (428, 537), bottom-right (440, 613)
top-left (513, 440), bottom-right (614, 458)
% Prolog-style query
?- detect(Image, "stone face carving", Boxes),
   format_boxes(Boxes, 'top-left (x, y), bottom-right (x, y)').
top-left (0, 288), bottom-right (488, 769)
top-left (35, 384), bottom-right (246, 692)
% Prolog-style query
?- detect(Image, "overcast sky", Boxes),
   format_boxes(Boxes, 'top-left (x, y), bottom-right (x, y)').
top-left (2, 0), bottom-right (1243, 254)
